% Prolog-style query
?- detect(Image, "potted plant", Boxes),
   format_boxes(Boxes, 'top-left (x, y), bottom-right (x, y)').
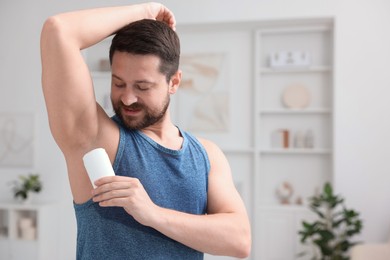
top-left (12, 174), bottom-right (43, 203)
top-left (298, 182), bottom-right (363, 260)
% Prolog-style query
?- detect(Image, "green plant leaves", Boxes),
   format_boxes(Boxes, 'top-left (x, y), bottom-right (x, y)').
top-left (297, 182), bottom-right (363, 260)
top-left (12, 174), bottom-right (42, 200)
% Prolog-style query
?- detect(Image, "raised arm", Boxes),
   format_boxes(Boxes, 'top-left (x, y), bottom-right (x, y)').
top-left (40, 3), bottom-right (176, 202)
top-left (40, 3), bottom-right (176, 152)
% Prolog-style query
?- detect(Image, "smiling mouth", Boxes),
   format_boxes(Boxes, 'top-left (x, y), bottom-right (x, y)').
top-left (122, 107), bottom-right (141, 115)
top-left (121, 103), bottom-right (144, 115)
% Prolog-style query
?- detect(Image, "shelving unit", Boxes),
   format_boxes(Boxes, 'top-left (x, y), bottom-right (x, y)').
top-left (255, 21), bottom-right (334, 200)
top-left (253, 20), bottom-right (334, 259)
top-left (0, 202), bottom-right (57, 260)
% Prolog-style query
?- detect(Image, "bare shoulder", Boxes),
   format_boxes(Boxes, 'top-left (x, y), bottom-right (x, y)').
top-left (196, 137), bottom-right (231, 177)
top-left (197, 137), bottom-right (225, 160)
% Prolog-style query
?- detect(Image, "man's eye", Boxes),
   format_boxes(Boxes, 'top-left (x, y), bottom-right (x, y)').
top-left (136, 85), bottom-right (149, 91)
top-left (115, 84), bottom-right (125, 88)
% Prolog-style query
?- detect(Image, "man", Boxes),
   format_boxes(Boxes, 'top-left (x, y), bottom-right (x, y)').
top-left (41, 2), bottom-right (251, 259)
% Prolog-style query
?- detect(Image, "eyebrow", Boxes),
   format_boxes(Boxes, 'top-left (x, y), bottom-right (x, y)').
top-left (112, 74), bottom-right (124, 81)
top-left (111, 74), bottom-right (155, 85)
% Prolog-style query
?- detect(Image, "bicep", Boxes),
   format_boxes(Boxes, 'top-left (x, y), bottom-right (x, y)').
top-left (41, 18), bottom-right (100, 149)
top-left (201, 140), bottom-right (247, 215)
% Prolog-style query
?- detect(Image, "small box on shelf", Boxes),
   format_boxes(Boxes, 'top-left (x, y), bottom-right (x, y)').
top-left (269, 51), bottom-right (311, 68)
top-left (14, 210), bottom-right (37, 241)
top-left (271, 129), bottom-right (315, 150)
top-left (271, 129), bottom-right (290, 149)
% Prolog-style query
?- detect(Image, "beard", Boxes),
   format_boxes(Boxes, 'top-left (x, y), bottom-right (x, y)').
top-left (112, 94), bottom-right (170, 130)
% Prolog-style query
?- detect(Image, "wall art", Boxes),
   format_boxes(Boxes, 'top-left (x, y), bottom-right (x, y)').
top-left (177, 53), bottom-right (229, 132)
top-left (0, 113), bottom-right (34, 167)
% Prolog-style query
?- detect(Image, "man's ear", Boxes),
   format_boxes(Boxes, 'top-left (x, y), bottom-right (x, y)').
top-left (169, 70), bottom-right (181, 94)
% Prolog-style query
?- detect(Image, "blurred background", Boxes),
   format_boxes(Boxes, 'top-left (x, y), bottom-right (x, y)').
top-left (0, 0), bottom-right (390, 259)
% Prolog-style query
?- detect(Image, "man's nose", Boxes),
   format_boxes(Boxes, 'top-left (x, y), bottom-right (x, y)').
top-left (120, 87), bottom-right (138, 106)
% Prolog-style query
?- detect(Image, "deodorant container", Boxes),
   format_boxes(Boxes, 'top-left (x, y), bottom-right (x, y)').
top-left (83, 148), bottom-right (115, 187)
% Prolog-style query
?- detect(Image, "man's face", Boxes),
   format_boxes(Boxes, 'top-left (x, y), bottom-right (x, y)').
top-left (110, 52), bottom-right (171, 130)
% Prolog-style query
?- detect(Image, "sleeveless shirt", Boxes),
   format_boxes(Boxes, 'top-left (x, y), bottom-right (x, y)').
top-left (74, 116), bottom-right (210, 260)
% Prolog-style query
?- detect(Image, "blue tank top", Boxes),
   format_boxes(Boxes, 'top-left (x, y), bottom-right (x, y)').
top-left (74, 116), bottom-right (210, 260)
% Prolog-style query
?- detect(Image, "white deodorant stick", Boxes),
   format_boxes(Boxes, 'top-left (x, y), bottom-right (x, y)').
top-left (83, 148), bottom-right (115, 188)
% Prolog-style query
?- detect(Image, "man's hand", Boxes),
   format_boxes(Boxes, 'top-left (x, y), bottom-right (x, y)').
top-left (146, 2), bottom-right (176, 30)
top-left (92, 176), bottom-right (159, 226)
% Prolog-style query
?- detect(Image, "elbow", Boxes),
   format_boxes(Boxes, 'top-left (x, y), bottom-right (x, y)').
top-left (41, 16), bottom-right (62, 40)
top-left (223, 222), bottom-right (251, 259)
top-left (235, 229), bottom-right (252, 259)
top-left (40, 15), bottom-right (69, 50)
top-left (41, 16), bottom-right (59, 53)
top-left (239, 242), bottom-right (252, 259)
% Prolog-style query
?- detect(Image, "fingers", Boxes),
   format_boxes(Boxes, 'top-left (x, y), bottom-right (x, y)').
top-left (91, 176), bottom-right (156, 225)
top-left (147, 3), bottom-right (176, 30)
top-left (93, 189), bottom-right (133, 207)
top-left (97, 197), bottom-right (129, 207)
top-left (92, 178), bottom-right (132, 205)
top-left (94, 175), bottom-right (130, 186)
top-left (93, 176), bottom-right (135, 192)
top-left (157, 6), bottom-right (176, 30)
top-left (92, 176), bottom-right (141, 205)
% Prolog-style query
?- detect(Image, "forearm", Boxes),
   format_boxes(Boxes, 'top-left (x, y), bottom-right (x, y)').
top-left (92, 174), bottom-right (251, 257)
top-left (42, 4), bottom-right (151, 50)
top-left (150, 207), bottom-right (251, 258)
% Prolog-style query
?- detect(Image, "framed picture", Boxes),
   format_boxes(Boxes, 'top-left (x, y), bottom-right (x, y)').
top-left (0, 113), bottom-right (34, 167)
top-left (176, 52), bottom-right (229, 132)
top-left (174, 28), bottom-right (252, 148)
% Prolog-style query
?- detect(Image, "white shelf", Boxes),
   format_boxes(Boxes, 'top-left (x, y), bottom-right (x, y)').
top-left (260, 108), bottom-right (332, 115)
top-left (222, 148), bottom-right (254, 154)
top-left (259, 66), bottom-right (332, 74)
top-left (0, 201), bottom-right (50, 209)
top-left (260, 148), bottom-right (331, 155)
top-left (257, 204), bottom-right (310, 211)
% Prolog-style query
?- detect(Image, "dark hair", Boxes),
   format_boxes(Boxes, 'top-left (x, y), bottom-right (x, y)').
top-left (109, 19), bottom-right (180, 83)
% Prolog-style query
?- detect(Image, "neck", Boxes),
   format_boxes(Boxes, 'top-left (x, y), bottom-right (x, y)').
top-left (141, 110), bottom-right (183, 150)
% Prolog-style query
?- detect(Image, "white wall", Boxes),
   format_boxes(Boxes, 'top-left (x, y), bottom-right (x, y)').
top-left (334, 0), bottom-right (390, 242)
top-left (1, 0), bottom-right (390, 259)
